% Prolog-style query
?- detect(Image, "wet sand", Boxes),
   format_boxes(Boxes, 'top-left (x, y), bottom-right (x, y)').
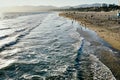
top-left (59, 11), bottom-right (120, 50)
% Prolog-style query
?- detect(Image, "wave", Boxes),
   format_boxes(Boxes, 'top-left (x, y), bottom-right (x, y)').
top-left (0, 24), bottom-right (41, 52)
top-left (0, 35), bottom-right (9, 40)
top-left (0, 27), bottom-right (11, 30)
top-left (89, 54), bottom-right (116, 80)
top-left (0, 13), bottom-right (46, 52)
top-left (0, 59), bottom-right (16, 69)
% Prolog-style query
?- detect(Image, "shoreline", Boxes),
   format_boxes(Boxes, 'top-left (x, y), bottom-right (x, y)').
top-left (59, 11), bottom-right (120, 51)
top-left (59, 11), bottom-right (120, 79)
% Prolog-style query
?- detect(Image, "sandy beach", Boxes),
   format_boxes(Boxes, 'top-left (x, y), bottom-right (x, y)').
top-left (59, 11), bottom-right (120, 50)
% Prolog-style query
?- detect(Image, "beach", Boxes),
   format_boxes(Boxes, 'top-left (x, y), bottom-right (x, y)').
top-left (59, 11), bottom-right (120, 79)
top-left (59, 11), bottom-right (120, 50)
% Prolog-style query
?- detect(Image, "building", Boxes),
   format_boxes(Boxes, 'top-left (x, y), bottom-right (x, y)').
top-left (117, 0), bottom-right (120, 17)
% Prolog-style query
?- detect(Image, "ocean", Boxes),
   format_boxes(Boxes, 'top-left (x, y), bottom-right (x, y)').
top-left (0, 12), bottom-right (116, 80)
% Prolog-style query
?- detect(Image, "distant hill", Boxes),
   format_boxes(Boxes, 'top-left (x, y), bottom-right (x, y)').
top-left (0, 3), bottom-right (114, 12)
top-left (0, 6), bottom-right (57, 12)
top-left (60, 6), bottom-right (72, 9)
top-left (60, 3), bottom-right (108, 9)
top-left (58, 3), bottom-right (119, 12)
top-left (74, 3), bottom-right (102, 8)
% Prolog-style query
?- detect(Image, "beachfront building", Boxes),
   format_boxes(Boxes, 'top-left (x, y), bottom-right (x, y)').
top-left (117, 0), bottom-right (120, 17)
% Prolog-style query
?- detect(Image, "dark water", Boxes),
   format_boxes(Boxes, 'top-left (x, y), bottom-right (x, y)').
top-left (0, 12), bottom-right (116, 80)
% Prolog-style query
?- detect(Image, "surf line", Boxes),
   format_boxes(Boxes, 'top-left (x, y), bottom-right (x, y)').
top-left (75, 39), bottom-right (84, 66)
top-left (74, 39), bottom-right (84, 79)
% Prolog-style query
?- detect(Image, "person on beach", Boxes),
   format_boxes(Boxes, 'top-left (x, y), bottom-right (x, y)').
top-left (72, 20), bottom-right (73, 24)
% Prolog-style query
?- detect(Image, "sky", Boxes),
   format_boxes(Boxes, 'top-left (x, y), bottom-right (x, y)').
top-left (0, 0), bottom-right (118, 7)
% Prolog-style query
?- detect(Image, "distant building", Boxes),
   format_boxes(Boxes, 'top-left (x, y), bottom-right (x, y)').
top-left (101, 3), bottom-right (108, 7)
top-left (119, 0), bottom-right (120, 6)
top-left (118, 0), bottom-right (120, 17)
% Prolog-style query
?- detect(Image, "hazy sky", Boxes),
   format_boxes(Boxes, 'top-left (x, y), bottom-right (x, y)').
top-left (0, 0), bottom-right (118, 7)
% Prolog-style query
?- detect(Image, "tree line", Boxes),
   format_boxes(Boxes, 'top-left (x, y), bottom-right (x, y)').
top-left (55, 4), bottom-right (120, 12)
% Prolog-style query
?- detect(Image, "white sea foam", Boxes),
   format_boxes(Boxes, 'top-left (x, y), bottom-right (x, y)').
top-left (90, 54), bottom-right (116, 80)
top-left (0, 59), bottom-right (15, 69)
top-left (0, 35), bottom-right (18, 49)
